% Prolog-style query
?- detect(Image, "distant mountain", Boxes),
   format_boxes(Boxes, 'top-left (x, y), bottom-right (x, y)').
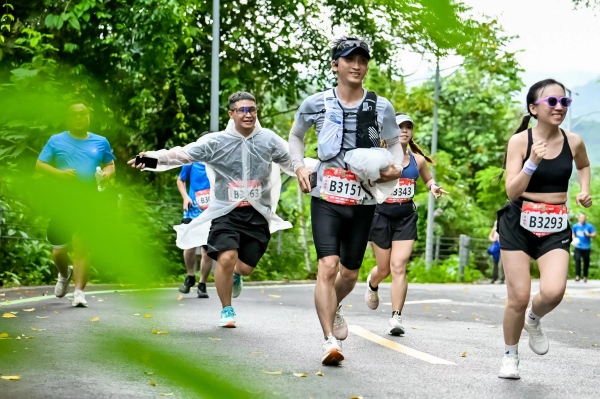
top-left (571, 78), bottom-right (600, 122)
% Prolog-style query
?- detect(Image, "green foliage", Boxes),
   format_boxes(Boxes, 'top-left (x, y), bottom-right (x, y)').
top-left (407, 255), bottom-right (484, 283)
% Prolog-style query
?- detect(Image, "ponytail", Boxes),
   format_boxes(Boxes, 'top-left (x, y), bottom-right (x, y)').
top-left (499, 114), bottom-right (532, 179)
top-left (408, 138), bottom-right (435, 164)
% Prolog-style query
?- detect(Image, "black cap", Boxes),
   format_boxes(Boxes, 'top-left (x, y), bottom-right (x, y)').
top-left (331, 39), bottom-right (371, 61)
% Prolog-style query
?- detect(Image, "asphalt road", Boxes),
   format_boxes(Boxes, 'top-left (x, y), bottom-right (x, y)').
top-left (1, 280), bottom-right (599, 399)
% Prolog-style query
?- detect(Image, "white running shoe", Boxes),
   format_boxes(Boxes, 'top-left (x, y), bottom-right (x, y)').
top-left (388, 314), bottom-right (405, 335)
top-left (232, 274), bottom-right (243, 299)
top-left (498, 355), bottom-right (520, 379)
top-left (524, 318), bottom-right (549, 355)
top-left (72, 290), bottom-right (88, 308)
top-left (321, 334), bottom-right (344, 365)
top-left (54, 266), bottom-right (73, 298)
top-left (365, 273), bottom-right (379, 310)
top-left (333, 304), bottom-right (348, 341)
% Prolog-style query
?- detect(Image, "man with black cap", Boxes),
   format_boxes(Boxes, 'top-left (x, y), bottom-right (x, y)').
top-left (288, 36), bottom-right (404, 365)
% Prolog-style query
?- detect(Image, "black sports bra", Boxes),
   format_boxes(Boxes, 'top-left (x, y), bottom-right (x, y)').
top-left (523, 128), bottom-right (573, 194)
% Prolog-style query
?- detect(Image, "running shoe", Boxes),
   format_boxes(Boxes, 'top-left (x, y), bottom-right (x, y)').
top-left (524, 312), bottom-right (549, 355)
top-left (575, 275), bottom-right (581, 281)
top-left (178, 275), bottom-right (196, 294)
top-left (232, 274), bottom-right (243, 298)
top-left (72, 290), bottom-right (88, 308)
top-left (219, 306), bottom-right (236, 328)
top-left (333, 304), bottom-right (348, 340)
top-left (584, 277), bottom-right (588, 283)
top-left (197, 282), bottom-right (209, 298)
top-left (54, 265), bottom-right (73, 298)
top-left (321, 334), bottom-right (344, 366)
top-left (388, 314), bottom-right (405, 336)
top-left (365, 273), bottom-right (379, 310)
top-left (498, 355), bottom-right (520, 379)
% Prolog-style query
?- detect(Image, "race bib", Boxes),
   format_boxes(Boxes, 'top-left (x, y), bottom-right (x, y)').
top-left (228, 180), bottom-right (261, 207)
top-left (385, 178), bottom-right (415, 204)
top-left (520, 201), bottom-right (568, 237)
top-left (320, 168), bottom-right (364, 205)
top-left (195, 189), bottom-right (211, 210)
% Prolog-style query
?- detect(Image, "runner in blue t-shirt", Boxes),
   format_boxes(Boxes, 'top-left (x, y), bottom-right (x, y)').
top-left (36, 102), bottom-right (115, 308)
top-left (572, 213), bottom-right (596, 282)
top-left (176, 162), bottom-right (213, 297)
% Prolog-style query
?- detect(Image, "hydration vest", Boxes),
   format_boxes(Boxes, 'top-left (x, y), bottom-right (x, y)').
top-left (304, 88), bottom-right (381, 162)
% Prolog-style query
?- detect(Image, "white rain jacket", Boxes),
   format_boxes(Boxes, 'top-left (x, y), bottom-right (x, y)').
top-left (143, 120), bottom-right (295, 249)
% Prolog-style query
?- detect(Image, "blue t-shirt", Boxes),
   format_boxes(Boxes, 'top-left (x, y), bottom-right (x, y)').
top-left (38, 132), bottom-right (115, 184)
top-left (572, 222), bottom-right (596, 250)
top-left (179, 163), bottom-right (210, 219)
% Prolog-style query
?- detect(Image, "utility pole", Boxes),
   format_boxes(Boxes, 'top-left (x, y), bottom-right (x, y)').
top-left (210, 0), bottom-right (220, 132)
top-left (425, 56), bottom-right (440, 270)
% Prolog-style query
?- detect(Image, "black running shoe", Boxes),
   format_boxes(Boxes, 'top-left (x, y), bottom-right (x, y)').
top-left (197, 282), bottom-right (209, 298)
top-left (178, 275), bottom-right (196, 294)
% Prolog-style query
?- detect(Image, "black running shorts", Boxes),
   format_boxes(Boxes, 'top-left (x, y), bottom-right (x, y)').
top-left (311, 197), bottom-right (375, 270)
top-left (205, 207), bottom-right (270, 268)
top-left (370, 203), bottom-right (418, 249)
top-left (497, 199), bottom-right (572, 260)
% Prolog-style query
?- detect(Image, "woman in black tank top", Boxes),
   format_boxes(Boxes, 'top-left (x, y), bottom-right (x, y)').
top-left (496, 79), bottom-right (592, 380)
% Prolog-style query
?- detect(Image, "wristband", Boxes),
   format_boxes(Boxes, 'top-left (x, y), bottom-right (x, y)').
top-left (523, 159), bottom-right (538, 176)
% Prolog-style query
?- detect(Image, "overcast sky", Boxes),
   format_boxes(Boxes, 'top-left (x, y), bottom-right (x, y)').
top-left (387, 0), bottom-right (600, 89)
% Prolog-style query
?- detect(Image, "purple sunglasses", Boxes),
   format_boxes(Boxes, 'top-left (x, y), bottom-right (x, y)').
top-left (534, 96), bottom-right (572, 108)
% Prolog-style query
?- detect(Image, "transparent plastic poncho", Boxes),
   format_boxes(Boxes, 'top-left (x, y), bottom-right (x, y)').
top-left (143, 120), bottom-right (295, 249)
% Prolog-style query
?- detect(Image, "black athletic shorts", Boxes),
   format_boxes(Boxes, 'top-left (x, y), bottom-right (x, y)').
top-left (205, 207), bottom-right (270, 268)
top-left (497, 198), bottom-right (572, 260)
top-left (370, 202), bottom-right (418, 249)
top-left (311, 196), bottom-right (375, 270)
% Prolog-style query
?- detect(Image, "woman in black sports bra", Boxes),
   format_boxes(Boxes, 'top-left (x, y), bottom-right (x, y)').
top-left (496, 79), bottom-right (592, 380)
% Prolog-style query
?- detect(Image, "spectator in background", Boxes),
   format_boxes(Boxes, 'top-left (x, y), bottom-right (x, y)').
top-left (488, 220), bottom-right (504, 284)
top-left (572, 212), bottom-right (596, 282)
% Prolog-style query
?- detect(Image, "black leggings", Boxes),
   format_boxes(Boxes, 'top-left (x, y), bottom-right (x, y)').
top-left (574, 248), bottom-right (591, 277)
top-left (311, 197), bottom-right (375, 270)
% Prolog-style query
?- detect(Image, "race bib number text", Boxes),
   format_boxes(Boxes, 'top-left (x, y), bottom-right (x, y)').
top-left (320, 168), bottom-right (364, 205)
top-left (385, 178), bottom-right (416, 204)
top-left (228, 180), bottom-right (261, 207)
top-left (520, 201), bottom-right (568, 237)
top-left (195, 189), bottom-right (211, 210)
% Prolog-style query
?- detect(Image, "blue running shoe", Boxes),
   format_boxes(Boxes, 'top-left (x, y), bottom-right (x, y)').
top-left (219, 306), bottom-right (236, 328)
top-left (232, 274), bottom-right (243, 298)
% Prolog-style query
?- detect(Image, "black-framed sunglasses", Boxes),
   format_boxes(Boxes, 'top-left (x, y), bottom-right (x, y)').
top-left (534, 96), bottom-right (572, 108)
top-left (231, 106), bottom-right (258, 115)
top-left (336, 40), bottom-right (370, 53)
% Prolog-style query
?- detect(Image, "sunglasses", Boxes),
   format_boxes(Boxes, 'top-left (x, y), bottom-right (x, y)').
top-left (336, 40), bottom-right (370, 53)
top-left (231, 106), bottom-right (258, 115)
top-left (534, 96), bottom-right (572, 108)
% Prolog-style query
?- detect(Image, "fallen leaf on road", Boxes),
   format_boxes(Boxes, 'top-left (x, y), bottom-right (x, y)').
top-left (25, 336), bottom-right (34, 339)
top-left (23, 308), bottom-right (35, 312)
top-left (31, 328), bottom-right (46, 331)
top-left (569, 331), bottom-right (576, 334)
top-left (152, 329), bottom-right (168, 335)
top-left (54, 311), bottom-right (61, 314)
top-left (268, 294), bottom-right (281, 298)
top-left (262, 370), bottom-right (282, 375)
top-left (565, 298), bottom-right (572, 303)
top-left (316, 371), bottom-right (324, 376)
top-left (150, 380), bottom-right (157, 386)
top-left (487, 325), bottom-right (497, 328)
top-left (595, 314), bottom-right (600, 317)
top-left (463, 287), bottom-right (469, 291)
top-left (143, 314), bottom-right (152, 318)
top-left (250, 351), bottom-right (262, 354)
top-left (345, 305), bottom-right (352, 308)
top-left (473, 318), bottom-right (480, 321)
top-left (460, 352), bottom-right (467, 357)
top-left (36, 316), bottom-right (49, 319)
top-left (423, 306), bottom-right (431, 310)
top-left (2, 313), bottom-right (17, 318)
top-left (1, 376), bottom-right (20, 380)
top-left (177, 295), bottom-right (183, 301)
top-left (0, 333), bottom-right (9, 338)
top-left (97, 299), bottom-right (104, 302)
top-left (15, 336), bottom-right (21, 340)
top-left (260, 290), bottom-right (264, 294)
top-left (350, 396), bottom-right (363, 399)
top-left (133, 313), bottom-right (140, 316)
top-left (0, 293), bottom-right (5, 296)
top-left (147, 306), bottom-right (153, 308)
top-left (144, 372), bottom-right (154, 376)
top-left (160, 394), bottom-right (173, 397)
top-left (293, 373), bottom-right (307, 377)
top-left (90, 317), bottom-right (100, 322)
top-left (208, 338), bottom-right (221, 341)
top-left (592, 344), bottom-right (598, 347)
